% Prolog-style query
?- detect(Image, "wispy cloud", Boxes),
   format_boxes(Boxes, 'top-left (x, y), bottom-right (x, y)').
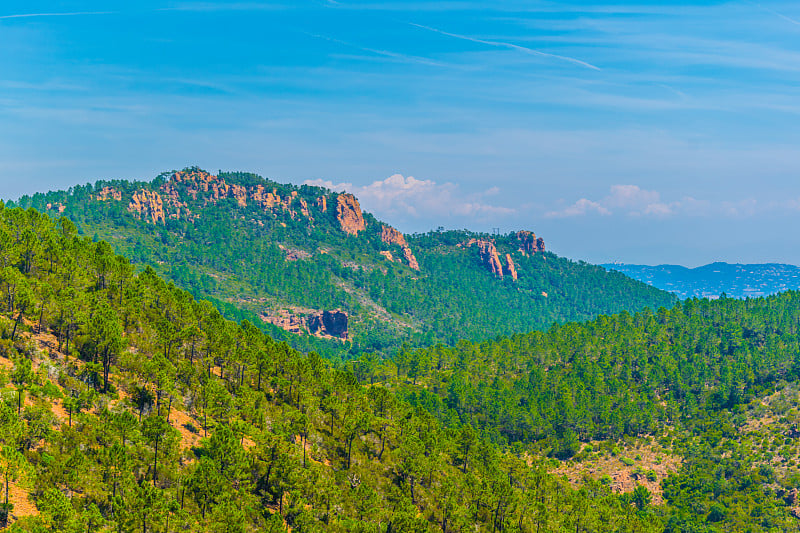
top-left (156, 3), bottom-right (292, 13)
top-left (407, 21), bottom-right (602, 71)
top-left (305, 174), bottom-right (515, 221)
top-left (545, 185), bottom-right (740, 219)
top-left (0, 11), bottom-right (113, 20)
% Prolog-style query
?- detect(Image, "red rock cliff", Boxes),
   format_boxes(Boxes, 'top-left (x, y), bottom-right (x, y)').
top-left (128, 190), bottom-right (166, 224)
top-left (95, 187), bottom-right (122, 201)
top-left (380, 225), bottom-right (420, 270)
top-left (469, 239), bottom-right (503, 277)
top-left (505, 253), bottom-right (518, 281)
top-left (336, 194), bottom-right (365, 235)
top-left (517, 230), bottom-right (545, 254)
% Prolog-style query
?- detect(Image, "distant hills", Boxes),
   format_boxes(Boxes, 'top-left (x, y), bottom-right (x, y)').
top-left (8, 167), bottom-right (676, 357)
top-left (603, 261), bottom-right (800, 299)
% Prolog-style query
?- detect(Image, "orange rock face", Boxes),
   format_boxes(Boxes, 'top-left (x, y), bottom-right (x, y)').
top-left (505, 253), bottom-right (518, 281)
top-left (231, 184), bottom-right (248, 207)
top-left (402, 247), bottom-right (420, 271)
top-left (298, 198), bottom-right (312, 219)
top-left (95, 186), bottom-right (122, 201)
top-left (380, 225), bottom-right (420, 270)
top-left (517, 230), bottom-right (545, 255)
top-left (128, 190), bottom-right (166, 224)
top-left (336, 194), bottom-right (365, 235)
top-left (475, 240), bottom-right (504, 277)
top-left (316, 196), bottom-right (327, 213)
top-left (381, 225), bottom-right (408, 248)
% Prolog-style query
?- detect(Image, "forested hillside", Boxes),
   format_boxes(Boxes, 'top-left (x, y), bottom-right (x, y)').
top-left (0, 204), bottom-right (668, 532)
top-left (3, 204), bottom-right (800, 531)
top-left (9, 168), bottom-right (676, 358)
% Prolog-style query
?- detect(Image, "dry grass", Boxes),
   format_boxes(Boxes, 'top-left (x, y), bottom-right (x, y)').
top-left (553, 440), bottom-right (681, 505)
top-left (7, 480), bottom-right (39, 519)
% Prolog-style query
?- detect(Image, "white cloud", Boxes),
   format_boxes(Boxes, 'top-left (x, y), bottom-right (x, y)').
top-left (606, 184), bottom-right (660, 209)
top-left (546, 184), bottom-right (758, 219)
top-left (546, 198), bottom-right (611, 218)
top-left (304, 173), bottom-right (515, 221)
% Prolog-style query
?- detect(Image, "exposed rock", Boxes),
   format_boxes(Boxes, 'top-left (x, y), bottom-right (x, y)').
top-left (298, 198), bottom-right (312, 219)
top-left (336, 194), bottom-right (365, 235)
top-left (95, 186), bottom-right (122, 201)
top-left (380, 251), bottom-right (395, 262)
top-left (466, 239), bottom-right (504, 277)
top-left (505, 253), bottom-right (518, 281)
top-left (380, 225), bottom-right (420, 270)
top-left (517, 230), bottom-right (545, 255)
top-left (402, 247), bottom-right (420, 271)
top-left (128, 190), bottom-right (165, 224)
top-left (261, 313), bottom-right (306, 334)
top-left (381, 225), bottom-right (409, 248)
top-left (231, 184), bottom-right (248, 207)
top-left (46, 203), bottom-right (66, 214)
top-left (317, 196), bottom-right (327, 213)
top-left (307, 310), bottom-right (348, 339)
top-left (278, 245), bottom-right (312, 262)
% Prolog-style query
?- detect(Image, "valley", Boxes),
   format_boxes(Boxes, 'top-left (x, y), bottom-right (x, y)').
top-left (1, 201), bottom-right (800, 531)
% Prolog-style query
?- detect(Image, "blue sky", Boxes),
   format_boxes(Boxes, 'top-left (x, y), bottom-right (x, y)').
top-left (2, 1), bottom-right (800, 266)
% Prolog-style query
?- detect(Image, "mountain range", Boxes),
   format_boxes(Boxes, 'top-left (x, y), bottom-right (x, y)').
top-left (604, 262), bottom-right (800, 299)
top-left (10, 167), bottom-right (676, 358)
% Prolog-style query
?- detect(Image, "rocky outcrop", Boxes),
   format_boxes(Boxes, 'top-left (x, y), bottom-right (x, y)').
top-left (380, 251), bottom-right (394, 262)
top-left (231, 184), bottom-right (247, 207)
top-left (336, 194), bottom-right (365, 235)
top-left (381, 225), bottom-right (409, 248)
top-left (380, 225), bottom-right (420, 270)
top-left (466, 239), bottom-right (504, 277)
top-left (505, 254), bottom-right (518, 281)
top-left (261, 313), bottom-right (306, 334)
top-left (402, 247), bottom-right (420, 271)
top-left (298, 198), bottom-right (311, 219)
top-left (95, 186), bottom-right (122, 201)
top-left (46, 203), bottom-right (66, 214)
top-left (251, 185), bottom-right (281, 209)
top-left (307, 310), bottom-right (348, 339)
top-left (128, 190), bottom-right (165, 224)
top-left (278, 245), bottom-right (312, 262)
top-left (517, 230), bottom-right (545, 255)
top-left (316, 196), bottom-right (327, 213)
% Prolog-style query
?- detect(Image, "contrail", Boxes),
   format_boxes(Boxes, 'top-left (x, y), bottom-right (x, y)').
top-left (408, 22), bottom-right (602, 71)
top-left (304, 31), bottom-right (448, 67)
top-left (0, 11), bottom-right (113, 20)
top-left (745, 1), bottom-right (800, 27)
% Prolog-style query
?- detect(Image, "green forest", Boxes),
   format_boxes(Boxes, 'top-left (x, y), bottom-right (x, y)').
top-left (3, 200), bottom-right (800, 530)
top-left (10, 169), bottom-right (676, 358)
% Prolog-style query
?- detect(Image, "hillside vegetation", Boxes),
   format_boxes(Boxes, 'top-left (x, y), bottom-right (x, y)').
top-left (0, 204), bottom-right (668, 532)
top-left (3, 204), bottom-right (800, 530)
top-left (10, 168), bottom-right (676, 358)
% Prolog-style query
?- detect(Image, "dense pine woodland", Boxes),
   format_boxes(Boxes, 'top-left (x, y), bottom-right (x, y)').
top-left (3, 204), bottom-right (800, 531)
top-left (11, 169), bottom-right (676, 358)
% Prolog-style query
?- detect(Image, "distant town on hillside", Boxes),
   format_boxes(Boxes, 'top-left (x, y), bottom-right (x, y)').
top-left (604, 262), bottom-right (800, 300)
